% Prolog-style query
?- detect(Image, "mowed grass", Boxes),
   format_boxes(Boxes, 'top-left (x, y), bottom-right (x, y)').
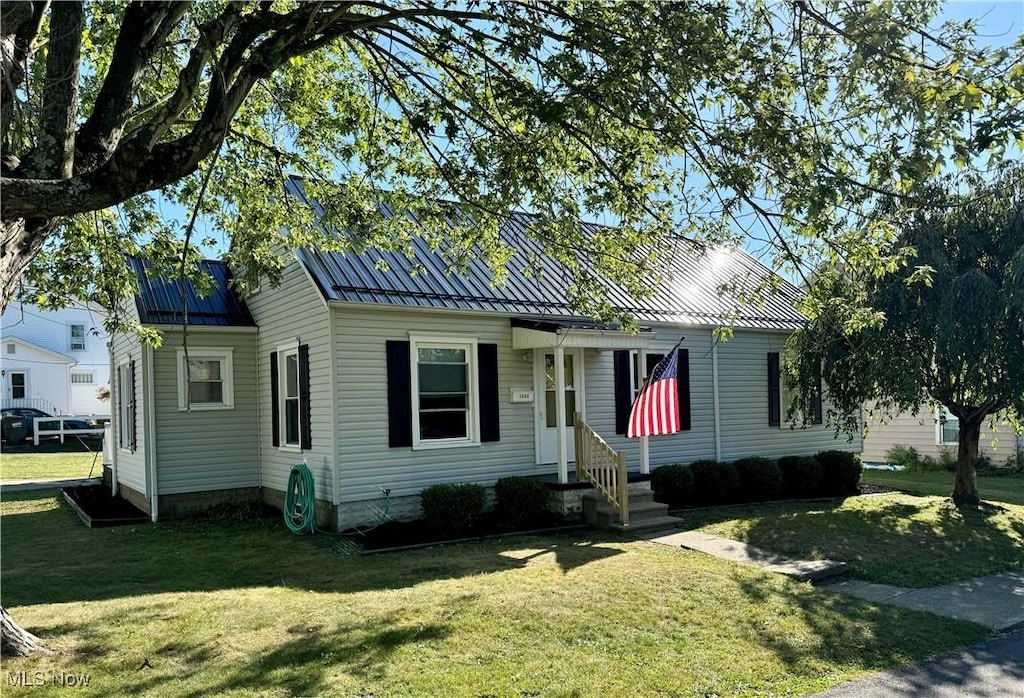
top-left (0, 451), bottom-right (101, 481)
top-left (861, 469), bottom-right (1024, 506)
top-left (675, 494), bottom-right (1024, 588)
top-left (1, 492), bottom-right (989, 698)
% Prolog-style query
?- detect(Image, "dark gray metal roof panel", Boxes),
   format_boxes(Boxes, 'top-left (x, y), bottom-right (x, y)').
top-left (285, 180), bottom-right (806, 330)
top-left (129, 256), bottom-right (256, 326)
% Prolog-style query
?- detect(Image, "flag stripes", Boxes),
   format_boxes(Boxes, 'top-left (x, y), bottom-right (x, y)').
top-left (627, 347), bottom-right (682, 437)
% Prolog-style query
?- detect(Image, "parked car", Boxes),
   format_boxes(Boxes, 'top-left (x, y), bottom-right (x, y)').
top-left (0, 408), bottom-right (92, 438)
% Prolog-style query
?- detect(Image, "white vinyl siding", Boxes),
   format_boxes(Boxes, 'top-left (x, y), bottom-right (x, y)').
top-left (153, 330), bottom-right (258, 495)
top-left (246, 258), bottom-right (334, 502)
top-left (862, 406), bottom-right (1019, 465)
top-left (333, 307), bottom-right (534, 503)
top-left (111, 330), bottom-right (147, 498)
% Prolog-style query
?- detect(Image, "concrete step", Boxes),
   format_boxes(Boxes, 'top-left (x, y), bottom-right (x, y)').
top-left (582, 490), bottom-right (673, 530)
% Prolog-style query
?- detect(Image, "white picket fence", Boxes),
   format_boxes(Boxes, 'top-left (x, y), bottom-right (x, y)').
top-left (33, 416), bottom-right (108, 445)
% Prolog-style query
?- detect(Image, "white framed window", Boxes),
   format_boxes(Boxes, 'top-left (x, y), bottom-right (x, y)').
top-left (117, 359), bottom-right (135, 451)
top-left (70, 324), bottom-right (86, 351)
top-left (410, 335), bottom-right (479, 449)
top-left (278, 344), bottom-right (302, 448)
top-left (177, 348), bottom-right (234, 410)
top-left (937, 405), bottom-right (959, 445)
top-left (71, 371), bottom-right (94, 384)
top-left (6, 343), bottom-right (14, 355)
top-left (631, 351), bottom-right (665, 399)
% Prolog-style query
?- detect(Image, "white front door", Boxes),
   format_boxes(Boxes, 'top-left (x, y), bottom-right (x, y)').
top-left (534, 349), bottom-right (584, 464)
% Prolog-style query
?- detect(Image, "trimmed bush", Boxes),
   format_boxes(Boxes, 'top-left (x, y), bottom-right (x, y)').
top-left (777, 455), bottom-right (822, 498)
top-left (651, 464), bottom-right (694, 508)
top-left (885, 444), bottom-right (946, 472)
top-left (494, 476), bottom-right (551, 528)
top-left (689, 459), bottom-right (740, 505)
top-left (420, 483), bottom-right (486, 534)
top-left (733, 457), bottom-right (782, 501)
top-left (816, 450), bottom-right (862, 496)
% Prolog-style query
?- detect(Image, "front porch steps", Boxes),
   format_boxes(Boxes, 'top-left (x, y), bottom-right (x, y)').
top-left (581, 488), bottom-right (681, 533)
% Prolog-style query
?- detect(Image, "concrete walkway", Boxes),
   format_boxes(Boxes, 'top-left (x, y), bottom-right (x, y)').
top-left (0, 476), bottom-right (101, 493)
top-left (641, 529), bottom-right (1024, 630)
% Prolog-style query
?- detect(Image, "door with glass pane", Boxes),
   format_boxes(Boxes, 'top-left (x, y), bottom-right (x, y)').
top-left (534, 349), bottom-right (584, 464)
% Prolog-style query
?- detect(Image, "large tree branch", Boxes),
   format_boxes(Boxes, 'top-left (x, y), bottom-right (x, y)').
top-left (75, 1), bottom-right (189, 168)
top-left (23, 0), bottom-right (83, 179)
top-left (1, 1), bottom-right (48, 168)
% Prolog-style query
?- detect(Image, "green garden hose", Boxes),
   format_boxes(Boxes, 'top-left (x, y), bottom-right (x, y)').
top-left (284, 463), bottom-right (317, 535)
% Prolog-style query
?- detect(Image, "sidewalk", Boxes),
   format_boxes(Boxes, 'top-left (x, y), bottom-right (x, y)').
top-left (0, 476), bottom-right (101, 493)
top-left (641, 529), bottom-right (1024, 630)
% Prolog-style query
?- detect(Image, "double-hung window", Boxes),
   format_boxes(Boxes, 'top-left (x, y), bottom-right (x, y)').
top-left (70, 324), bottom-right (86, 351)
top-left (118, 359), bottom-right (135, 451)
top-left (937, 405), bottom-right (959, 445)
top-left (281, 347), bottom-right (301, 447)
top-left (631, 351), bottom-right (665, 399)
top-left (177, 348), bottom-right (234, 410)
top-left (411, 337), bottom-right (478, 448)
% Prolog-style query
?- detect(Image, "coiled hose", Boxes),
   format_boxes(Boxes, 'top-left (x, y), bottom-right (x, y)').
top-left (284, 463), bottom-right (317, 535)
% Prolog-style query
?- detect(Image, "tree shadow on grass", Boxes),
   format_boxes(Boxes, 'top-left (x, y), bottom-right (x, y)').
top-left (727, 570), bottom-right (990, 682)
top-left (674, 495), bottom-right (1024, 587)
top-left (0, 490), bottom-right (627, 608)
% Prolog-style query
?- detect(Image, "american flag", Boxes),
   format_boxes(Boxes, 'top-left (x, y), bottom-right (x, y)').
top-left (627, 348), bottom-right (681, 438)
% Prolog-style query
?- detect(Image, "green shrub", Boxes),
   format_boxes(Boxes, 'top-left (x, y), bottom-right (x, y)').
top-left (1001, 451), bottom-right (1024, 474)
top-left (494, 476), bottom-right (551, 528)
top-left (689, 459), bottom-right (740, 505)
top-left (777, 455), bottom-right (822, 498)
top-left (732, 457), bottom-right (782, 501)
top-left (885, 444), bottom-right (920, 469)
top-left (651, 464), bottom-right (694, 508)
top-left (937, 448), bottom-right (958, 472)
top-left (420, 483), bottom-right (486, 534)
top-left (885, 444), bottom-right (946, 473)
top-left (816, 450), bottom-right (862, 496)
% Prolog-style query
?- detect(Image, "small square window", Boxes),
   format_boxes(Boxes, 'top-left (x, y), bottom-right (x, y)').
top-left (177, 348), bottom-right (234, 410)
top-left (5, 343), bottom-right (14, 355)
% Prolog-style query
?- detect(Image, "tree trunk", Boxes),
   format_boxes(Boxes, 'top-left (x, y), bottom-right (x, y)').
top-left (952, 414), bottom-right (983, 506)
top-left (1, 217), bottom-right (56, 313)
top-left (0, 605), bottom-right (50, 656)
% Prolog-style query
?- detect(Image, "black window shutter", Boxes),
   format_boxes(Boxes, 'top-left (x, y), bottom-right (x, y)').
top-left (767, 352), bottom-right (781, 427)
top-left (298, 344), bottom-right (312, 449)
top-left (130, 359), bottom-right (137, 452)
top-left (270, 352), bottom-right (279, 447)
top-left (678, 349), bottom-right (692, 431)
top-left (478, 343), bottom-right (500, 442)
top-left (613, 350), bottom-right (631, 434)
top-left (386, 340), bottom-right (412, 447)
top-left (811, 373), bottom-right (823, 425)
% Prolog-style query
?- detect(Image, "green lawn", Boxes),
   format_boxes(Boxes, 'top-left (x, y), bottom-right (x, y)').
top-left (861, 469), bottom-right (1024, 506)
top-left (674, 493), bottom-right (1024, 588)
top-left (0, 451), bottom-right (101, 481)
top-left (0, 491), bottom-right (990, 698)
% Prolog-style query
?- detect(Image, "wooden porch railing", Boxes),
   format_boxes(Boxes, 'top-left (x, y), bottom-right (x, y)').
top-left (573, 411), bottom-right (629, 527)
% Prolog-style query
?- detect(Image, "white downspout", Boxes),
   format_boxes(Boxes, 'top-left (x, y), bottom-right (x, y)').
top-left (327, 307), bottom-right (341, 510)
top-left (144, 344), bottom-right (159, 522)
top-left (108, 341), bottom-right (118, 495)
top-left (712, 341), bottom-right (722, 461)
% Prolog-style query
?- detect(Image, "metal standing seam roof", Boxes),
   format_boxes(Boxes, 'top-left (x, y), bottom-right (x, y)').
top-left (129, 256), bottom-right (256, 326)
top-left (286, 179), bottom-right (808, 330)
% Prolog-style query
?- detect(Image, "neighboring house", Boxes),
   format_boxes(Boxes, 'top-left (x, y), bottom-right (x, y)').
top-left (109, 197), bottom-right (861, 527)
top-left (0, 299), bottom-right (110, 416)
top-left (862, 405), bottom-right (1023, 466)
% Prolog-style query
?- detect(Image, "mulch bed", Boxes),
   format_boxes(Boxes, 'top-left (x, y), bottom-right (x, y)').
top-left (351, 510), bottom-right (569, 551)
top-left (62, 484), bottom-right (149, 527)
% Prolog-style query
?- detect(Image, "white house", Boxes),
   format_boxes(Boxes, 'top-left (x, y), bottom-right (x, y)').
top-left (0, 299), bottom-right (110, 416)
top-left (109, 194), bottom-right (861, 527)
